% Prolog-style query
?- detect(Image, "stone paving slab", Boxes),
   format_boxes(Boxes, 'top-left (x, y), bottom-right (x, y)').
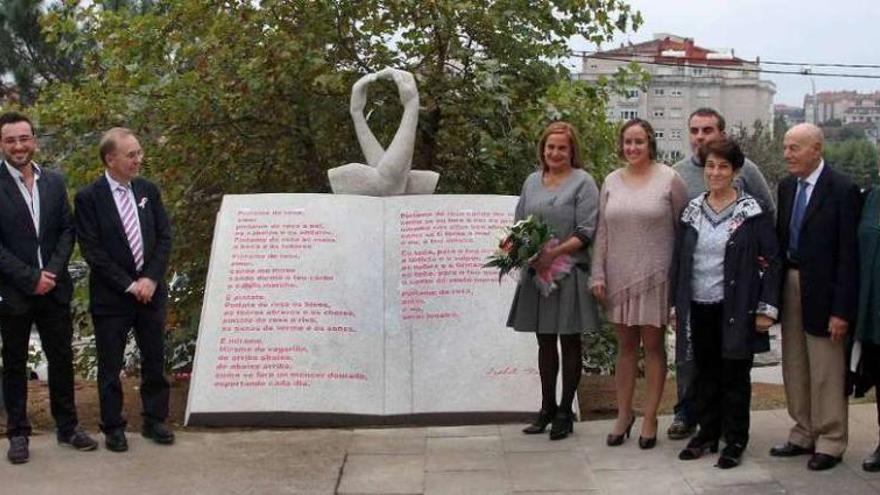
top-left (592, 467), bottom-right (694, 494)
top-left (349, 431), bottom-right (428, 455)
top-left (2, 404), bottom-right (880, 494)
top-left (337, 453), bottom-right (425, 495)
top-left (499, 424), bottom-right (582, 453)
top-left (505, 451), bottom-right (596, 492)
top-left (426, 449), bottom-right (505, 472)
top-left (0, 429), bottom-right (351, 495)
top-left (424, 470), bottom-right (509, 495)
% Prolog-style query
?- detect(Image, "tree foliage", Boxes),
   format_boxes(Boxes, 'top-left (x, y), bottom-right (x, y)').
top-left (0, 0), bottom-right (82, 103)
top-left (825, 139), bottom-right (879, 189)
top-left (31, 0), bottom-right (643, 369)
top-left (0, 0), bottom-right (154, 104)
top-left (732, 118), bottom-right (787, 192)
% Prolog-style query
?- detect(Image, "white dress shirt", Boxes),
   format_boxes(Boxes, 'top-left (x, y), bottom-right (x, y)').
top-left (5, 161), bottom-right (43, 268)
top-left (800, 159), bottom-right (825, 206)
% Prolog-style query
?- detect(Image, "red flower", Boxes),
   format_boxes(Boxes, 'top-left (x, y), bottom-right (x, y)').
top-left (500, 236), bottom-right (514, 253)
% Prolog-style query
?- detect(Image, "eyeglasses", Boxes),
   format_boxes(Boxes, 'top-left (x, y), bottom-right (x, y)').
top-left (120, 149), bottom-right (145, 160)
top-left (1, 135), bottom-right (35, 146)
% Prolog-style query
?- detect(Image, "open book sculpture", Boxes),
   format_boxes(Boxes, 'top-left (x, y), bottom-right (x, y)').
top-left (184, 194), bottom-right (544, 426)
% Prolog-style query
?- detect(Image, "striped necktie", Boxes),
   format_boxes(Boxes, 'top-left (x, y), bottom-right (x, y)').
top-left (116, 186), bottom-right (144, 271)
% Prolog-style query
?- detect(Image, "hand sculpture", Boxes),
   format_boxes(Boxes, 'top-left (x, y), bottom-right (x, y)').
top-left (328, 68), bottom-right (439, 196)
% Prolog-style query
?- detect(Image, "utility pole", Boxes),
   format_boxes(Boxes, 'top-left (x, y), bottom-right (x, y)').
top-left (801, 66), bottom-right (818, 124)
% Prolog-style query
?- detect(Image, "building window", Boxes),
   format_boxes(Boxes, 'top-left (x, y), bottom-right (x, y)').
top-left (653, 108), bottom-right (665, 118)
top-left (655, 129), bottom-right (665, 139)
top-left (670, 129), bottom-right (682, 140)
top-left (653, 88), bottom-right (665, 97)
top-left (624, 89), bottom-right (639, 99)
top-left (619, 110), bottom-right (639, 120)
top-left (692, 68), bottom-right (704, 76)
top-left (670, 88), bottom-right (683, 97)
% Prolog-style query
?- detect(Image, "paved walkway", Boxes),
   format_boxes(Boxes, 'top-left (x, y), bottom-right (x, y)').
top-left (3, 404), bottom-right (880, 494)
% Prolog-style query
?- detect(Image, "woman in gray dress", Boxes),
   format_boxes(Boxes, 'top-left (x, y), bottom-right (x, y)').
top-left (508, 121), bottom-right (601, 440)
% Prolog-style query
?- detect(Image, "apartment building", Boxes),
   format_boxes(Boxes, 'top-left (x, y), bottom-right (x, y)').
top-left (576, 34), bottom-right (776, 161)
top-left (803, 90), bottom-right (880, 125)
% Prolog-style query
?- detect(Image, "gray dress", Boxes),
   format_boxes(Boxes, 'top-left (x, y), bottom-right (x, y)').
top-left (506, 169), bottom-right (601, 334)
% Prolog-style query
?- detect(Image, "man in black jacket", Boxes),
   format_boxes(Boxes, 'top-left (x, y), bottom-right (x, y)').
top-left (0, 112), bottom-right (97, 464)
top-left (769, 123), bottom-right (861, 471)
top-left (75, 127), bottom-right (174, 452)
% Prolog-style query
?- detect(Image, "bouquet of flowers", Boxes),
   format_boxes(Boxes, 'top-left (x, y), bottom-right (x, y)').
top-left (484, 215), bottom-right (573, 297)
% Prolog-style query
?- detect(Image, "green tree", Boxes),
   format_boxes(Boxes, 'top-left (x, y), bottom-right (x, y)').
top-left (0, 0), bottom-right (156, 104)
top-left (825, 139), bottom-right (878, 188)
top-left (838, 124), bottom-right (867, 141)
top-left (33, 0), bottom-right (643, 370)
top-left (0, 0), bottom-right (80, 103)
top-left (732, 119), bottom-right (787, 191)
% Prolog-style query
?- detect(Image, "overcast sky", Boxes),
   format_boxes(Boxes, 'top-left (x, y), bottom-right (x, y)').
top-left (570, 0), bottom-right (880, 107)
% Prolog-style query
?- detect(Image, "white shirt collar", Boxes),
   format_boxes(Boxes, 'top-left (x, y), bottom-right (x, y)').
top-left (5, 161), bottom-right (41, 181)
top-left (802, 159), bottom-right (824, 187)
top-left (105, 170), bottom-right (130, 191)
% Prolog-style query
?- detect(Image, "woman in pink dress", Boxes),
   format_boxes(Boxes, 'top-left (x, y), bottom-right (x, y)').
top-left (590, 119), bottom-right (688, 449)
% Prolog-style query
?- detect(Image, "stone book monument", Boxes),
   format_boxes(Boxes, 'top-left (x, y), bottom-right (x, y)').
top-left (185, 69), bottom-right (543, 426)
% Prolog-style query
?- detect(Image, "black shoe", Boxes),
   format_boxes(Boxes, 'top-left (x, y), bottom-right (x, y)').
top-left (769, 442), bottom-right (813, 457)
top-left (716, 443), bottom-right (744, 469)
top-left (638, 418), bottom-right (658, 450)
top-left (522, 408), bottom-right (556, 435)
top-left (606, 415), bottom-right (635, 446)
top-left (678, 437), bottom-right (719, 460)
top-left (549, 410), bottom-right (574, 441)
top-left (105, 430), bottom-right (129, 452)
top-left (667, 417), bottom-right (697, 440)
top-left (58, 428), bottom-right (98, 451)
top-left (142, 422), bottom-right (175, 445)
top-left (808, 453), bottom-right (841, 471)
top-left (7, 436), bottom-right (29, 464)
top-left (638, 435), bottom-right (657, 449)
top-left (864, 446), bottom-right (880, 472)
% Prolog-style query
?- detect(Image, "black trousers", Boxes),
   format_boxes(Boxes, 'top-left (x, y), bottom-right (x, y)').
top-left (0, 296), bottom-right (78, 439)
top-left (690, 302), bottom-right (754, 447)
top-left (93, 303), bottom-right (170, 432)
top-left (860, 342), bottom-right (880, 435)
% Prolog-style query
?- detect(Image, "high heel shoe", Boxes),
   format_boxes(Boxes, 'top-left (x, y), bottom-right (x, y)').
top-left (606, 415), bottom-right (635, 446)
top-left (549, 410), bottom-right (574, 440)
top-left (638, 418), bottom-right (658, 450)
top-left (678, 437), bottom-right (719, 460)
top-left (522, 408), bottom-right (556, 435)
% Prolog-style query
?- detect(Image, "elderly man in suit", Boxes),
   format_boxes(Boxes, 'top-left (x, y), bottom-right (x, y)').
top-left (75, 127), bottom-right (174, 452)
top-left (769, 123), bottom-right (860, 470)
top-left (0, 112), bottom-right (97, 464)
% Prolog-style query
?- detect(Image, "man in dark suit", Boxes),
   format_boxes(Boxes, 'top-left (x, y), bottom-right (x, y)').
top-left (0, 112), bottom-right (97, 464)
top-left (75, 127), bottom-right (174, 452)
top-left (769, 123), bottom-right (861, 471)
